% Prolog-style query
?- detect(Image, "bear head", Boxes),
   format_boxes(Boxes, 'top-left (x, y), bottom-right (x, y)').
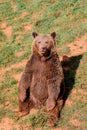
top-left (32, 32), bottom-right (57, 58)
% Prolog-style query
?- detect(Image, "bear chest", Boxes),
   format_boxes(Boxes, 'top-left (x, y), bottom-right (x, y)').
top-left (30, 61), bottom-right (48, 101)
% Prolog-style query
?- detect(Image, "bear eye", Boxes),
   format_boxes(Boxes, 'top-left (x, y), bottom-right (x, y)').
top-left (38, 41), bottom-right (41, 44)
top-left (45, 41), bottom-right (48, 44)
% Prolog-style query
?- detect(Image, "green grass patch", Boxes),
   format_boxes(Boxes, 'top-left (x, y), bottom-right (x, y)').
top-left (23, 109), bottom-right (48, 129)
top-left (0, 0), bottom-right (87, 67)
top-left (58, 46), bottom-right (70, 55)
top-left (0, 71), bottom-right (17, 89)
top-left (0, 31), bottom-right (6, 42)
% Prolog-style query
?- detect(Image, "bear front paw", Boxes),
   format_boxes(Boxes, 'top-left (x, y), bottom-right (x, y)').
top-left (19, 92), bottom-right (26, 102)
top-left (46, 98), bottom-right (56, 111)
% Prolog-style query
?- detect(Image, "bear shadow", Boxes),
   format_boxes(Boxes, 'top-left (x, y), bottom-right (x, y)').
top-left (61, 54), bottom-right (82, 112)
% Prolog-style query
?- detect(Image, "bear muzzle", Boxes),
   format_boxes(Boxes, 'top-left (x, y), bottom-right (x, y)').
top-left (41, 48), bottom-right (51, 57)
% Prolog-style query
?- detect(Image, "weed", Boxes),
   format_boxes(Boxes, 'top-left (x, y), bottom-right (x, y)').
top-left (24, 109), bottom-right (48, 128)
top-left (10, 128), bottom-right (16, 130)
top-left (15, 67), bottom-right (24, 73)
top-left (0, 31), bottom-right (6, 42)
top-left (58, 46), bottom-right (70, 55)
top-left (80, 46), bottom-right (83, 49)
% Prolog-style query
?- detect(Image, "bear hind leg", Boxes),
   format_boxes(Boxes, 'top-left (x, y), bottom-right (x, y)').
top-left (47, 98), bottom-right (63, 127)
top-left (18, 88), bottom-right (31, 116)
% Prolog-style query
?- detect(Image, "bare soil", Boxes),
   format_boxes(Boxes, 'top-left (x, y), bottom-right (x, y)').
top-left (66, 34), bottom-right (87, 56)
top-left (0, 118), bottom-right (19, 130)
top-left (70, 119), bottom-right (82, 127)
top-left (20, 11), bottom-right (28, 19)
top-left (2, 26), bottom-right (12, 40)
top-left (23, 22), bottom-right (33, 32)
top-left (0, 21), bottom-right (7, 29)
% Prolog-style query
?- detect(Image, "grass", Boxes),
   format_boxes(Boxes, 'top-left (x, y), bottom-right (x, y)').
top-left (0, 0), bottom-right (87, 129)
top-left (0, 0), bottom-right (87, 67)
top-left (23, 109), bottom-right (48, 129)
top-left (58, 45), bottom-right (70, 55)
top-left (61, 52), bottom-right (87, 130)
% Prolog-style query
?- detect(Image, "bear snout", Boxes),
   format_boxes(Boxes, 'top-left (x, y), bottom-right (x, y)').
top-left (41, 47), bottom-right (47, 52)
top-left (41, 49), bottom-right (51, 57)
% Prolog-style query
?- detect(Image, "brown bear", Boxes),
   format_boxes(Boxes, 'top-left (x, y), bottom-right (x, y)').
top-left (18, 32), bottom-right (65, 126)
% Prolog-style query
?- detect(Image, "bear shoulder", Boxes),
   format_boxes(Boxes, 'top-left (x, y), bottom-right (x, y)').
top-left (24, 54), bottom-right (35, 73)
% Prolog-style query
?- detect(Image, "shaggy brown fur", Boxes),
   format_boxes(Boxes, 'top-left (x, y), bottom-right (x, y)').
top-left (18, 32), bottom-right (65, 126)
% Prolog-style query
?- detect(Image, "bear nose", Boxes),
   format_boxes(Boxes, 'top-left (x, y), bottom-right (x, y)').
top-left (42, 47), bottom-right (46, 52)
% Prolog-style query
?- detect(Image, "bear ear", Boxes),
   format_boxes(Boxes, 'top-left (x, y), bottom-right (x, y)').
top-left (32, 32), bottom-right (38, 38)
top-left (51, 32), bottom-right (56, 39)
